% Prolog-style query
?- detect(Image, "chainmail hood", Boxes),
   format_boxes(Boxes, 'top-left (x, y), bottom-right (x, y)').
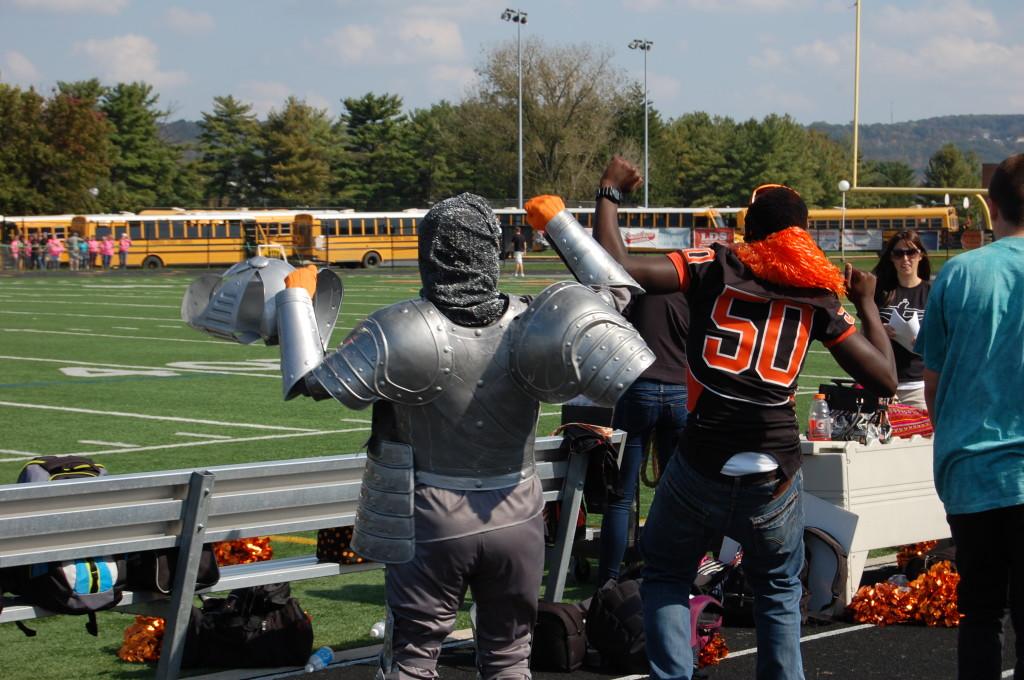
top-left (418, 193), bottom-right (507, 327)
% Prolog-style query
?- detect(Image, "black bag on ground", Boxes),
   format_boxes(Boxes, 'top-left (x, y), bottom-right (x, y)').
top-left (125, 544), bottom-right (220, 595)
top-left (530, 601), bottom-right (587, 672)
top-left (801, 526), bottom-right (848, 621)
top-left (722, 526), bottom-right (849, 626)
top-left (904, 538), bottom-right (956, 581)
top-left (586, 578), bottom-right (647, 673)
top-left (182, 582), bottom-right (313, 668)
top-left (5, 455), bottom-right (124, 637)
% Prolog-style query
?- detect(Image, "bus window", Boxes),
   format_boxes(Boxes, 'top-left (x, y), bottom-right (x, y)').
top-left (667, 213), bottom-right (681, 228)
top-left (155, 220), bottom-right (170, 239)
top-left (228, 220), bottom-right (241, 238)
top-left (172, 222), bottom-right (185, 239)
top-left (213, 223), bottom-right (226, 239)
top-left (129, 221), bottom-right (142, 241)
top-left (866, 219), bottom-right (878, 229)
top-left (879, 219), bottom-right (891, 230)
top-left (97, 225), bottom-right (114, 239)
top-left (398, 218), bottom-right (414, 235)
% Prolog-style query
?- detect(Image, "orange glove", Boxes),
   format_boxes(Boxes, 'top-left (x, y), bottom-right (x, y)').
top-left (285, 264), bottom-right (318, 299)
top-left (524, 195), bottom-right (566, 233)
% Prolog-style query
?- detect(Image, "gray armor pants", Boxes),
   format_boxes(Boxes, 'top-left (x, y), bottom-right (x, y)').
top-left (379, 513), bottom-right (545, 680)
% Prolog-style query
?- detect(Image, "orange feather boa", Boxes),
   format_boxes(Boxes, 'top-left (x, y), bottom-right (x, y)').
top-left (732, 227), bottom-right (846, 296)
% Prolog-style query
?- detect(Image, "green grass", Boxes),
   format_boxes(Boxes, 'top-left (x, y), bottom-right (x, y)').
top-left (0, 253), bottom-right (956, 678)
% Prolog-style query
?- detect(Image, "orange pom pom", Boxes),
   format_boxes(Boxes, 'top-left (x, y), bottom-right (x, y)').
top-left (118, 615), bottom-right (166, 663)
top-left (524, 195), bottom-right (565, 232)
top-left (285, 264), bottom-right (318, 299)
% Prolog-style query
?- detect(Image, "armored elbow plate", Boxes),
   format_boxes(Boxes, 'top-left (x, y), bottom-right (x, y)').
top-left (508, 281), bottom-right (655, 406)
top-left (181, 256), bottom-right (342, 348)
top-left (544, 210), bottom-right (644, 294)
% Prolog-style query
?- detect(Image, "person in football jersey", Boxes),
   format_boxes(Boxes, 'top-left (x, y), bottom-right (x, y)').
top-left (587, 157), bottom-right (896, 680)
top-left (872, 230), bottom-right (931, 409)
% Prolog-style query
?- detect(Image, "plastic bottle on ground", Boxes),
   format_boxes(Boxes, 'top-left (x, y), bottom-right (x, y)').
top-left (370, 620), bottom-right (386, 639)
top-left (305, 646), bottom-right (334, 673)
top-left (808, 393), bottom-right (832, 441)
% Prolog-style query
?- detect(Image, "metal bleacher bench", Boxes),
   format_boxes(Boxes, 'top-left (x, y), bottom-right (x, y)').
top-left (0, 431), bottom-right (623, 679)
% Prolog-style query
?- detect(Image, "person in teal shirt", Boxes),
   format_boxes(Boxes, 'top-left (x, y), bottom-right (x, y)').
top-left (916, 153), bottom-right (1024, 680)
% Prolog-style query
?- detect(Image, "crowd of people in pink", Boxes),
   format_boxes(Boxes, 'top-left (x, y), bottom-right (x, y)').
top-left (3, 232), bottom-right (130, 271)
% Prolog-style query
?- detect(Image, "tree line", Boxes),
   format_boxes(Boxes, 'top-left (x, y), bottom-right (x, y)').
top-left (0, 38), bottom-right (984, 217)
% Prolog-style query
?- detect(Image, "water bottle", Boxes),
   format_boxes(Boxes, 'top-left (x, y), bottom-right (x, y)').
top-left (808, 393), bottom-right (832, 441)
top-left (305, 646), bottom-right (334, 673)
top-left (369, 620), bottom-right (386, 639)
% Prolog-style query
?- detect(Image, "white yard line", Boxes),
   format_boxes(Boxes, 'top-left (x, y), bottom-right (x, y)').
top-left (0, 355), bottom-right (280, 379)
top-left (78, 439), bottom-right (138, 448)
top-left (0, 427), bottom-right (370, 463)
top-left (1, 328), bottom-right (240, 344)
top-left (111, 326), bottom-right (139, 330)
top-left (0, 310), bottom-right (180, 322)
top-left (0, 400), bottom-right (319, 431)
top-left (0, 299), bottom-right (180, 308)
top-left (175, 432), bottom-right (234, 439)
top-left (0, 448), bottom-right (38, 456)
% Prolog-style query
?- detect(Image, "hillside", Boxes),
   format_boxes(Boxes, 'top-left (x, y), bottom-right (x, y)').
top-left (809, 114), bottom-right (1024, 174)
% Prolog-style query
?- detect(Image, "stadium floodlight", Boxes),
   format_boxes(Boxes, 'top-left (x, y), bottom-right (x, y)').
top-left (501, 8), bottom-right (528, 209)
top-left (628, 39), bottom-right (654, 207)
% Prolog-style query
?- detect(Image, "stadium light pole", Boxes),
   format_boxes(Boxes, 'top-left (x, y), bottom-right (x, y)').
top-left (629, 39), bottom-right (653, 208)
top-left (501, 8), bottom-right (527, 210)
top-left (838, 179), bottom-right (851, 264)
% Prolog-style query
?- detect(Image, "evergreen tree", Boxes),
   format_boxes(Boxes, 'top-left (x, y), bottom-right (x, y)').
top-left (198, 95), bottom-right (263, 207)
top-left (858, 160), bottom-right (919, 208)
top-left (101, 82), bottom-right (189, 210)
top-left (262, 97), bottom-right (338, 207)
top-left (41, 87), bottom-right (113, 213)
top-left (924, 143), bottom-right (981, 189)
top-left (404, 102), bottom-right (470, 206)
top-left (337, 93), bottom-right (415, 210)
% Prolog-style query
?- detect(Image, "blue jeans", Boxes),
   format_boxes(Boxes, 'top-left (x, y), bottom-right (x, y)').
top-left (640, 455), bottom-right (805, 680)
top-left (599, 379), bottom-right (687, 583)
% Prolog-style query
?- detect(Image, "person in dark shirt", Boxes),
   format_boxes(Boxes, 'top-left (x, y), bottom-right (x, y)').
top-left (587, 156), bottom-right (896, 680)
top-left (872, 230), bottom-right (931, 408)
top-left (598, 292), bottom-right (689, 584)
top-left (511, 227), bottom-right (527, 277)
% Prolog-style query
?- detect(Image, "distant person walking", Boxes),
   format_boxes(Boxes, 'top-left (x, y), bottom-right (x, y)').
top-left (66, 231), bottom-right (82, 272)
top-left (9, 235), bottom-right (23, 271)
top-left (511, 227), bottom-right (527, 277)
top-left (917, 153), bottom-right (1024, 680)
top-left (118, 232), bottom-right (132, 269)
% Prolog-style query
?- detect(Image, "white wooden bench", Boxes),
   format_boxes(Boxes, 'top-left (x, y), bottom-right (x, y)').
top-left (0, 431), bottom-right (623, 679)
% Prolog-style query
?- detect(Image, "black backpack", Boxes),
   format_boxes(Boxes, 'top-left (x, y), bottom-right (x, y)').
top-left (722, 526), bottom-right (848, 625)
top-left (530, 601), bottom-right (587, 672)
top-left (5, 456), bottom-right (125, 636)
top-left (182, 583), bottom-right (313, 668)
top-left (585, 578), bottom-right (647, 673)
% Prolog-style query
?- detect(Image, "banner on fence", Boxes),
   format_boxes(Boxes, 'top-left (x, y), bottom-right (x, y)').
top-left (693, 228), bottom-right (734, 248)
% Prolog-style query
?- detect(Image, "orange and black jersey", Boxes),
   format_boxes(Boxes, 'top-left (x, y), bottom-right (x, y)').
top-left (667, 244), bottom-right (857, 478)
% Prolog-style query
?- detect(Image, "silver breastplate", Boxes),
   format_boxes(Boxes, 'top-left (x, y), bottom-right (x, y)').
top-left (374, 296), bottom-right (539, 487)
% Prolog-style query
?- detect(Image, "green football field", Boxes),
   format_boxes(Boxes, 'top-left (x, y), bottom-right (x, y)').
top-left (0, 255), bottom-right (934, 678)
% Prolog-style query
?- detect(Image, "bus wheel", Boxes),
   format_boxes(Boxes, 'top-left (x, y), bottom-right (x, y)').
top-left (141, 256), bottom-right (164, 270)
top-left (361, 251), bottom-right (382, 268)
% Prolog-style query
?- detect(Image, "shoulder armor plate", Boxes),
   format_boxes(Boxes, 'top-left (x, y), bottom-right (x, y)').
top-left (508, 281), bottom-right (655, 406)
top-left (315, 299), bottom-right (454, 407)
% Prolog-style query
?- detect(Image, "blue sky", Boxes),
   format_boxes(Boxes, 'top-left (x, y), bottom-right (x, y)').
top-left (1, 0), bottom-right (1021, 125)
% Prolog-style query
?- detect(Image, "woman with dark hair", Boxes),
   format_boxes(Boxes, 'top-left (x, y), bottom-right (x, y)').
top-left (872, 229), bottom-right (931, 408)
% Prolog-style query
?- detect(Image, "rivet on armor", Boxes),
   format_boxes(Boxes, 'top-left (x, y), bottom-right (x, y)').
top-left (565, 341), bottom-right (572, 347)
top-left (402, 308), bottom-right (409, 314)
top-left (585, 333), bottom-right (592, 338)
top-left (552, 305), bottom-right (558, 311)
top-left (475, 480), bottom-right (483, 488)
top-left (443, 346), bottom-right (451, 353)
top-left (599, 345), bottom-right (606, 350)
top-left (591, 366), bottom-right (598, 371)
top-left (477, 379), bottom-right (485, 387)
top-left (435, 386), bottom-right (443, 391)
top-left (475, 329), bottom-right (482, 336)
top-left (616, 383), bottom-right (625, 390)
top-left (437, 325), bottom-right (443, 331)
top-left (604, 375), bottom-right (611, 381)
top-left (476, 421), bottom-right (484, 428)
top-left (443, 368), bottom-right (451, 374)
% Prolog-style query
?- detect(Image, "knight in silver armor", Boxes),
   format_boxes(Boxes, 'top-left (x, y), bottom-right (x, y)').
top-left (184, 192), bottom-right (654, 680)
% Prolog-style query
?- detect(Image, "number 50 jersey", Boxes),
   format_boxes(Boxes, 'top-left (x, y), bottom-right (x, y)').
top-left (668, 245), bottom-right (856, 411)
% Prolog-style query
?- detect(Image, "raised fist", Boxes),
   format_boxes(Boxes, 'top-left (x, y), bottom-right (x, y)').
top-left (285, 264), bottom-right (319, 299)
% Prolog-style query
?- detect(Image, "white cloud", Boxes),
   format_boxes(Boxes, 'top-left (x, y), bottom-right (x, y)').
top-left (11, 0), bottom-right (128, 13)
top-left (163, 7), bottom-right (215, 33)
top-left (429, 64), bottom-right (476, 89)
top-left (794, 39), bottom-right (841, 67)
top-left (683, 0), bottom-right (811, 11)
top-left (326, 18), bottom-right (463, 65)
top-left (748, 47), bottom-right (786, 71)
top-left (325, 25), bottom-right (378, 64)
top-left (875, 1), bottom-right (998, 38)
top-left (237, 80), bottom-right (292, 118)
top-left (868, 35), bottom-right (1024, 80)
top-left (648, 72), bottom-right (681, 100)
top-left (3, 50), bottom-right (39, 81)
top-left (397, 19), bottom-right (463, 61)
top-left (74, 34), bottom-right (188, 88)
